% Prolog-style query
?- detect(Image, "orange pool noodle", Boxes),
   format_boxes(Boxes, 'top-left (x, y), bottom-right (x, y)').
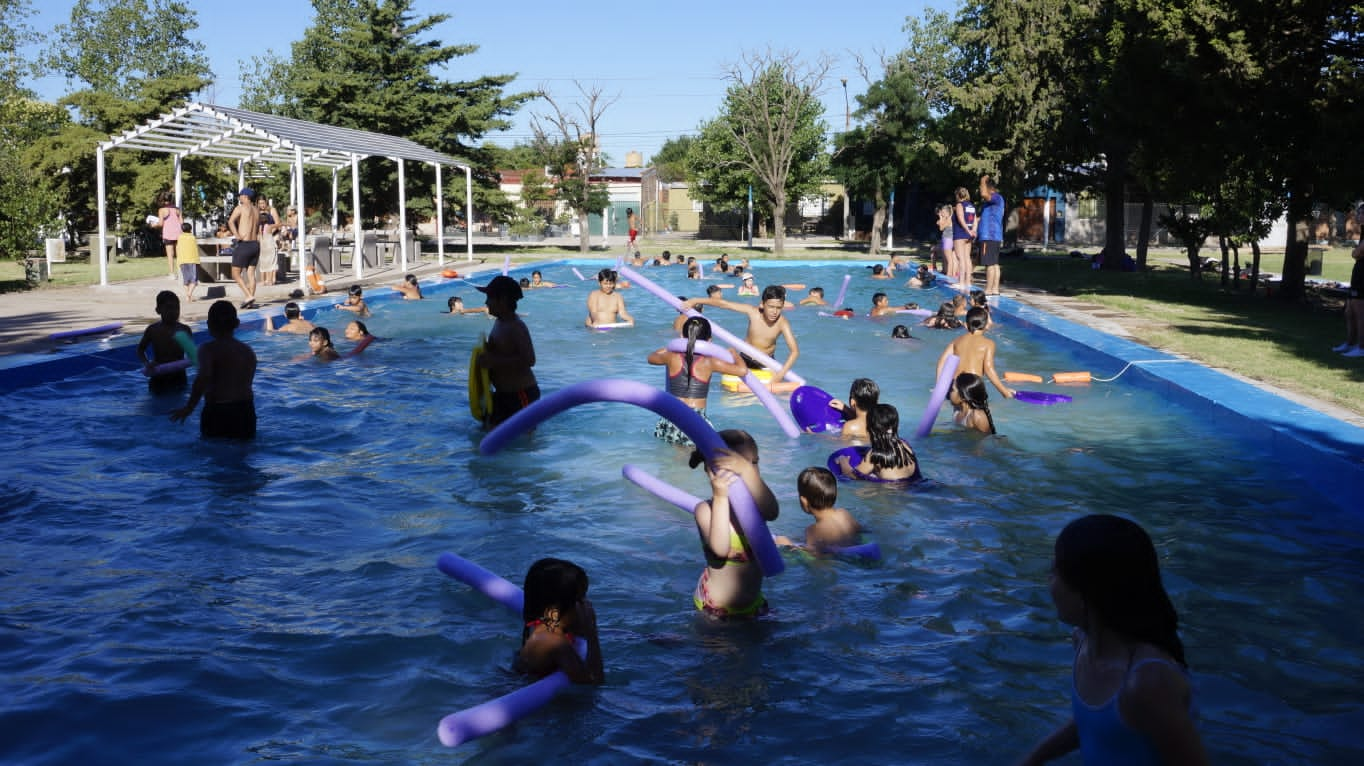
top-left (1052, 371), bottom-right (1092, 384)
top-left (1004, 372), bottom-right (1043, 383)
top-left (781, 283), bottom-right (806, 290)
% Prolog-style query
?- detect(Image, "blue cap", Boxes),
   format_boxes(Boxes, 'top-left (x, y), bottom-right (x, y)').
top-left (238, 188), bottom-right (256, 200)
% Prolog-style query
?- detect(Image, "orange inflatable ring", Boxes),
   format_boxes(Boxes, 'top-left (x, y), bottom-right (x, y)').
top-left (442, 268), bottom-right (460, 279)
top-left (1051, 371), bottom-right (1092, 384)
top-left (306, 266), bottom-right (326, 294)
top-left (1004, 372), bottom-right (1043, 383)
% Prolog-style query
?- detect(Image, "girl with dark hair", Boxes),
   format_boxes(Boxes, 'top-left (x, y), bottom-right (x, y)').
top-left (1019, 514), bottom-right (1206, 765)
top-left (514, 558), bottom-right (603, 684)
top-left (307, 327), bottom-right (340, 361)
top-left (951, 372), bottom-right (997, 435)
top-left (646, 316), bottom-right (748, 446)
top-left (688, 429), bottom-right (779, 619)
top-left (835, 403), bottom-right (921, 482)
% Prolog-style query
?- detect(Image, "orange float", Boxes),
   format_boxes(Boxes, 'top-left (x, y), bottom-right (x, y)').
top-left (441, 268), bottom-right (460, 279)
top-left (305, 266), bottom-right (327, 294)
top-left (1004, 372), bottom-right (1043, 383)
top-left (1051, 371), bottom-right (1093, 384)
top-left (781, 283), bottom-right (806, 290)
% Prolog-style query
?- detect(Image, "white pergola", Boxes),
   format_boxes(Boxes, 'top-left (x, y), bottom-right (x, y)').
top-left (95, 101), bottom-right (475, 288)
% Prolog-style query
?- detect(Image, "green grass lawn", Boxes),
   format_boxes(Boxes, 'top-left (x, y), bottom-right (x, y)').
top-left (0, 254), bottom-right (170, 292)
top-left (1000, 250), bottom-right (1363, 418)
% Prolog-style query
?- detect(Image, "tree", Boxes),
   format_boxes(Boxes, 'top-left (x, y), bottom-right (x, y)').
top-left (0, 0), bottom-right (63, 260)
top-left (650, 135), bottom-right (695, 184)
top-left (262, 0), bottom-right (534, 227)
top-left (831, 57), bottom-right (932, 256)
top-left (47, 0), bottom-right (210, 102)
top-left (687, 51), bottom-right (828, 255)
top-left (529, 83), bottom-right (615, 253)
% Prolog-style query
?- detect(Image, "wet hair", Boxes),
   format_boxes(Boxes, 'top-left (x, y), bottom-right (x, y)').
top-left (871, 264), bottom-right (885, 274)
top-left (284, 302), bottom-right (301, 319)
top-left (352, 320), bottom-right (370, 336)
top-left (206, 300), bottom-right (238, 334)
top-left (404, 274), bottom-right (418, 286)
top-left (864, 403), bottom-right (917, 472)
top-left (532, 270), bottom-right (543, 279)
top-left (761, 285), bottom-right (787, 303)
top-left (891, 324), bottom-right (912, 339)
top-left (971, 291), bottom-right (988, 307)
top-left (689, 428), bottom-right (758, 470)
top-left (872, 292), bottom-right (888, 305)
top-left (519, 277), bottom-right (531, 288)
top-left (155, 290), bottom-right (179, 317)
top-left (680, 316), bottom-right (713, 374)
top-left (1054, 514), bottom-right (1186, 667)
top-left (597, 268), bottom-right (617, 283)
top-left (349, 285), bottom-right (364, 297)
top-left (954, 373), bottom-right (996, 434)
top-left (706, 285), bottom-right (722, 297)
top-left (797, 466), bottom-right (838, 509)
top-left (951, 294), bottom-right (967, 310)
top-left (309, 326), bottom-right (334, 349)
top-left (966, 307), bottom-right (989, 332)
top-left (809, 287), bottom-right (824, 297)
top-left (447, 296), bottom-right (463, 311)
top-left (848, 378), bottom-right (880, 412)
top-left (521, 557), bottom-right (590, 644)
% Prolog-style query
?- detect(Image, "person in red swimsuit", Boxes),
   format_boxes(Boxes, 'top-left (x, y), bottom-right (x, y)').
top-left (513, 558), bottom-right (604, 684)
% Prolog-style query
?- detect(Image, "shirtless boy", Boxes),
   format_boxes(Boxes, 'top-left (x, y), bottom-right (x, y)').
top-left (263, 302), bottom-right (315, 335)
top-left (585, 268), bottom-right (634, 328)
top-left (774, 467), bottom-right (864, 555)
top-left (936, 306), bottom-right (1015, 400)
top-left (137, 290), bottom-right (194, 394)
top-left (170, 300), bottom-right (258, 439)
top-left (684, 284), bottom-right (800, 394)
top-left (478, 275), bottom-right (540, 427)
top-left (227, 188), bottom-right (261, 309)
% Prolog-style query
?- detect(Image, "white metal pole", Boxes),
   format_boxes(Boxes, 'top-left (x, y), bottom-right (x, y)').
top-left (396, 157), bottom-right (408, 272)
top-left (465, 166), bottom-right (473, 262)
top-left (351, 155), bottom-right (363, 280)
top-left (295, 146), bottom-right (306, 292)
top-left (1043, 191), bottom-right (1052, 247)
top-left (96, 146), bottom-right (107, 286)
top-left (173, 155), bottom-right (183, 208)
top-left (887, 188), bottom-right (895, 250)
top-left (331, 168), bottom-right (339, 232)
top-left (434, 163), bottom-right (445, 267)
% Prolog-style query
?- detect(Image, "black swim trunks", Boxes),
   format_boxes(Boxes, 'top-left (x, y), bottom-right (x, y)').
top-left (231, 240), bottom-right (261, 269)
top-left (980, 240), bottom-right (1001, 267)
top-left (738, 352), bottom-right (765, 370)
top-left (201, 399), bottom-right (257, 439)
top-left (147, 368), bottom-right (188, 395)
top-left (488, 384), bottom-right (541, 428)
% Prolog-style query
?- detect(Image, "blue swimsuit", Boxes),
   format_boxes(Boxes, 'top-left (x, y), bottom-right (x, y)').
top-left (1072, 656), bottom-right (1191, 765)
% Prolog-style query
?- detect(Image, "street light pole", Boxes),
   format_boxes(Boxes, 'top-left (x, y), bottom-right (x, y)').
top-left (841, 78), bottom-right (851, 242)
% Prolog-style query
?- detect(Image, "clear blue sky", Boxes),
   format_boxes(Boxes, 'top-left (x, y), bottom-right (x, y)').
top-left (25, 0), bottom-right (952, 166)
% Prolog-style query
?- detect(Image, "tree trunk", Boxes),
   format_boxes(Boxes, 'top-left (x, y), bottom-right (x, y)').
top-left (1100, 149), bottom-right (1129, 270)
top-left (1250, 240), bottom-right (1262, 294)
top-left (1185, 244), bottom-right (1203, 280)
top-left (1218, 235), bottom-right (1230, 289)
top-left (1136, 198), bottom-right (1153, 271)
top-left (577, 210), bottom-right (590, 253)
top-left (868, 185), bottom-right (886, 258)
top-left (1230, 241), bottom-right (1241, 290)
top-left (771, 192), bottom-right (786, 256)
top-left (1278, 178), bottom-right (1312, 302)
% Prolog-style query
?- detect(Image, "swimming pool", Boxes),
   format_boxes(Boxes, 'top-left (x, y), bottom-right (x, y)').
top-left (2, 259), bottom-right (1361, 764)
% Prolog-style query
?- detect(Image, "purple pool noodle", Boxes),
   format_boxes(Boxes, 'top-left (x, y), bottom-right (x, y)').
top-left (1014, 390), bottom-right (1073, 406)
top-left (915, 354), bottom-right (959, 438)
top-left (434, 552), bottom-right (587, 747)
top-left (897, 308), bottom-right (933, 317)
top-left (621, 463), bottom-right (704, 513)
top-left (147, 358), bottom-right (193, 376)
top-left (480, 378), bottom-right (784, 577)
top-left (664, 338), bottom-right (800, 438)
top-left (831, 274), bottom-right (852, 310)
top-left (501, 254), bottom-right (511, 275)
top-left (788, 385), bottom-right (843, 434)
top-left (572, 267), bottom-right (586, 281)
top-left (618, 266), bottom-right (806, 386)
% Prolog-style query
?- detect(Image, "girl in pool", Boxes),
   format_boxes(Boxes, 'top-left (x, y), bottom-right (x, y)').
top-left (1018, 514), bottom-right (1206, 766)
top-left (513, 557), bottom-right (604, 684)
top-left (395, 273), bottom-right (423, 300)
top-left (690, 429), bottom-right (780, 619)
top-left (307, 327), bottom-right (341, 361)
top-left (337, 285), bottom-right (371, 317)
top-left (343, 320), bottom-right (376, 356)
top-left (922, 301), bottom-right (964, 330)
top-left (647, 316), bottom-right (749, 446)
top-left (951, 372), bottom-right (997, 435)
top-left (445, 295), bottom-right (489, 316)
top-left (835, 403), bottom-right (921, 482)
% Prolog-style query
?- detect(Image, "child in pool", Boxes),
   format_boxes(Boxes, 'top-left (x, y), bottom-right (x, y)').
top-left (343, 320), bottom-right (376, 356)
top-left (647, 315), bottom-right (748, 447)
top-left (585, 268), bottom-right (634, 328)
top-left (908, 263), bottom-right (936, 289)
top-left (922, 301), bottom-right (964, 330)
top-left (774, 467), bottom-right (864, 554)
top-left (513, 558), bottom-right (604, 684)
top-left (395, 273), bottom-right (422, 300)
top-left (445, 296), bottom-right (489, 316)
top-left (798, 286), bottom-right (827, 306)
top-left (306, 326), bottom-right (341, 361)
top-left (1017, 514), bottom-right (1207, 766)
top-left (951, 372), bottom-right (997, 435)
top-left (828, 377), bottom-right (879, 441)
top-left (337, 285), bottom-right (371, 317)
top-left (137, 290), bottom-right (194, 394)
top-left (478, 275), bottom-right (539, 427)
top-left (937, 306), bottom-right (1015, 400)
top-left (835, 403), bottom-right (921, 482)
top-left (690, 429), bottom-right (780, 619)
top-left (527, 270), bottom-right (556, 288)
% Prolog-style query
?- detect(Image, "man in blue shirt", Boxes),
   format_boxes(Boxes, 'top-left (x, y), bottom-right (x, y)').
top-left (977, 175), bottom-right (1006, 297)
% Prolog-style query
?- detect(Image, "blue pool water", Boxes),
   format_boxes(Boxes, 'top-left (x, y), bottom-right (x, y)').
top-left (2, 260), bottom-right (1362, 764)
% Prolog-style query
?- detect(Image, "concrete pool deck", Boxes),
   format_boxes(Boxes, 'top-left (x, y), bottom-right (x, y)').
top-left (2, 252), bottom-right (1362, 500)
